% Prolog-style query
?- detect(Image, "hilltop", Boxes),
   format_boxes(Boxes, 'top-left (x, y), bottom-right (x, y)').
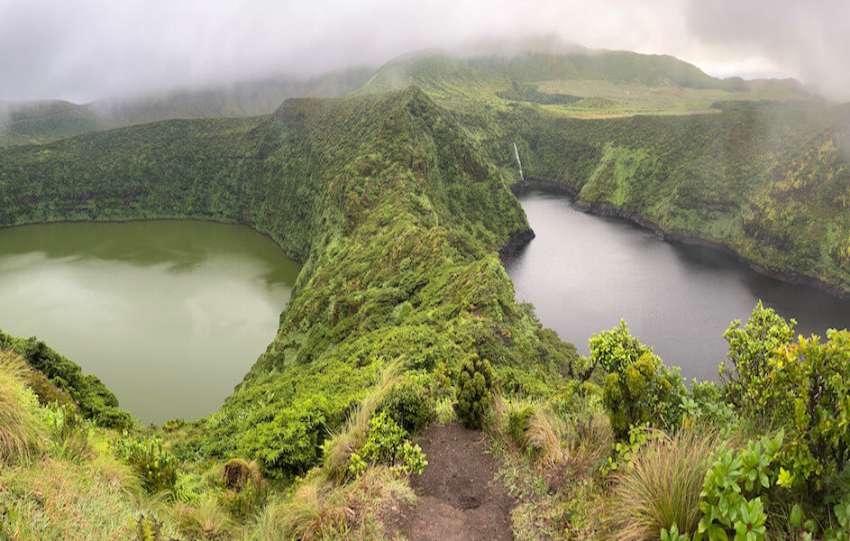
top-left (0, 67), bottom-right (373, 146)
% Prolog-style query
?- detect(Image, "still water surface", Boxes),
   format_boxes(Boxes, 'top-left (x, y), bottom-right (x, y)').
top-left (507, 191), bottom-right (850, 381)
top-left (0, 221), bottom-right (300, 423)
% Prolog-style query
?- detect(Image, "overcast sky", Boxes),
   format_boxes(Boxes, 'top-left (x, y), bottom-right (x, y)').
top-left (1, 0), bottom-right (848, 102)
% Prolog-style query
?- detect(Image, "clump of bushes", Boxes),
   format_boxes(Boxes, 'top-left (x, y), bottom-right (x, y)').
top-left (719, 301), bottom-right (796, 418)
top-left (347, 412), bottom-right (427, 479)
top-left (378, 372), bottom-right (435, 432)
top-left (113, 435), bottom-right (179, 494)
top-left (455, 354), bottom-right (495, 429)
top-left (590, 321), bottom-right (685, 439)
top-left (0, 332), bottom-right (132, 429)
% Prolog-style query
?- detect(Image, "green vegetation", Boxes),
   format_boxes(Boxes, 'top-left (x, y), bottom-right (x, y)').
top-left (2, 44), bottom-right (850, 539)
top-left (0, 331), bottom-right (131, 428)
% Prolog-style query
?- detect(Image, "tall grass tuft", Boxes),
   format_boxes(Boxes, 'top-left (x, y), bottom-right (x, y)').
top-left (0, 350), bottom-right (46, 464)
top-left (173, 496), bottom-right (234, 540)
top-left (525, 407), bottom-right (565, 466)
top-left (609, 429), bottom-right (719, 540)
top-left (249, 466), bottom-right (414, 541)
top-left (322, 364), bottom-right (400, 481)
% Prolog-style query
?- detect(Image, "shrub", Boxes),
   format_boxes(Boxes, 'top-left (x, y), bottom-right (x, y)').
top-left (719, 302), bottom-right (796, 417)
top-left (347, 412), bottom-right (427, 478)
top-left (765, 331), bottom-right (850, 487)
top-left (609, 430), bottom-right (719, 540)
top-left (506, 400), bottom-right (535, 448)
top-left (113, 435), bottom-right (179, 494)
top-left (43, 403), bottom-right (92, 461)
top-left (590, 322), bottom-right (686, 439)
top-left (378, 373), bottom-right (435, 432)
top-left (220, 458), bottom-right (267, 519)
top-left (680, 380), bottom-right (736, 431)
top-left (455, 354), bottom-right (495, 429)
top-left (697, 432), bottom-right (783, 541)
top-left (0, 351), bottom-right (46, 464)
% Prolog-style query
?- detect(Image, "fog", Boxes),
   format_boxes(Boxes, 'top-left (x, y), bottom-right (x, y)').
top-left (1, 0), bottom-right (847, 102)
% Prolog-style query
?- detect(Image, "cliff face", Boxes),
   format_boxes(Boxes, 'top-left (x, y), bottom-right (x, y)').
top-left (502, 103), bottom-right (850, 296)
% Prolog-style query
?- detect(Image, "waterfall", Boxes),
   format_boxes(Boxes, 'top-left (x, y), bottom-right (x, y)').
top-left (513, 142), bottom-right (525, 182)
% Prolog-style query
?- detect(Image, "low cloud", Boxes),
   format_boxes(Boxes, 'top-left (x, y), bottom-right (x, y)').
top-left (0, 0), bottom-right (846, 102)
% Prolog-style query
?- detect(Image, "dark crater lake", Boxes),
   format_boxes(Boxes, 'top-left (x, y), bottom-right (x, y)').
top-left (507, 190), bottom-right (850, 381)
top-left (0, 220), bottom-right (300, 423)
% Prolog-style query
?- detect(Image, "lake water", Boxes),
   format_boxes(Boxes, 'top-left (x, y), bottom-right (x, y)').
top-left (0, 221), bottom-right (300, 424)
top-left (506, 190), bottom-right (850, 381)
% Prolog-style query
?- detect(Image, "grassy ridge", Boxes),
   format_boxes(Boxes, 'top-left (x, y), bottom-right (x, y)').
top-left (0, 88), bottom-right (577, 479)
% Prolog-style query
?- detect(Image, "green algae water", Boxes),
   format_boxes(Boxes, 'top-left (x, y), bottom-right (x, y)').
top-left (0, 221), bottom-right (300, 424)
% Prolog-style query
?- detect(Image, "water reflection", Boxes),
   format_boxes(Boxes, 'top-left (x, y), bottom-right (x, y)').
top-left (0, 220), bottom-right (300, 423)
top-left (507, 191), bottom-right (850, 381)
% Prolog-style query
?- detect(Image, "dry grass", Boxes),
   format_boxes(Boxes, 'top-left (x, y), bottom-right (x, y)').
top-left (249, 466), bottom-right (414, 541)
top-left (173, 496), bottom-right (235, 540)
top-left (322, 364), bottom-right (400, 480)
top-left (563, 412), bottom-right (613, 475)
top-left (525, 408), bottom-right (565, 467)
top-left (608, 429), bottom-right (720, 540)
top-left (0, 350), bottom-right (46, 464)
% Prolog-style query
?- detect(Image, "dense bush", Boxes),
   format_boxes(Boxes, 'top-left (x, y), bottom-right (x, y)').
top-left (697, 432), bottom-right (783, 541)
top-left (113, 435), bottom-right (179, 494)
top-left (590, 322), bottom-right (686, 439)
top-left (719, 302), bottom-right (796, 418)
top-left (347, 412), bottom-right (427, 478)
top-left (378, 373), bottom-right (435, 432)
top-left (455, 355), bottom-right (496, 429)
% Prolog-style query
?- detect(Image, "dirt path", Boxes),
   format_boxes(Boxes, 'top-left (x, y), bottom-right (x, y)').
top-left (390, 423), bottom-right (515, 541)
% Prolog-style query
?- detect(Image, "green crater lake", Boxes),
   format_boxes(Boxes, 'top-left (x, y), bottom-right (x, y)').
top-left (0, 221), bottom-right (300, 424)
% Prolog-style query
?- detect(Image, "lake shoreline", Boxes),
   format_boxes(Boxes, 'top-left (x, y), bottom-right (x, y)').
top-left (509, 179), bottom-right (850, 300)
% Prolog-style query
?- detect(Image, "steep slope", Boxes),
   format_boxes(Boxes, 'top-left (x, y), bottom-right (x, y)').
top-left (503, 102), bottom-right (850, 294)
top-left (0, 88), bottom-right (578, 478)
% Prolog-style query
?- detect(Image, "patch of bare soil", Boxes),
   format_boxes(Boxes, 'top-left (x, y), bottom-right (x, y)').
top-left (388, 423), bottom-right (515, 541)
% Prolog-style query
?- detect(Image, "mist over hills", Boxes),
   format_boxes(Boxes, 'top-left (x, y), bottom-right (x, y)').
top-left (0, 43), bottom-right (814, 147)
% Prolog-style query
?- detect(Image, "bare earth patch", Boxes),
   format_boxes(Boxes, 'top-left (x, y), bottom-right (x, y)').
top-left (388, 423), bottom-right (515, 541)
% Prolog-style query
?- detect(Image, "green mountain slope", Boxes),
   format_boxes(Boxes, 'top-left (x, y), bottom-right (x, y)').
top-left (0, 88), bottom-right (577, 477)
top-left (496, 102), bottom-right (850, 294)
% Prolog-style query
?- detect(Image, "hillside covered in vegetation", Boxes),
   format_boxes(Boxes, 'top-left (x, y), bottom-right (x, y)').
top-left (3, 46), bottom-right (850, 540)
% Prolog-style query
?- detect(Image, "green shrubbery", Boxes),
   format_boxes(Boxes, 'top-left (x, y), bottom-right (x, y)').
top-left (455, 355), bottom-right (496, 429)
top-left (347, 412), bottom-right (427, 478)
top-left (378, 372), bottom-right (435, 432)
top-left (113, 435), bottom-right (179, 494)
top-left (0, 332), bottom-right (132, 429)
top-left (590, 321), bottom-right (685, 439)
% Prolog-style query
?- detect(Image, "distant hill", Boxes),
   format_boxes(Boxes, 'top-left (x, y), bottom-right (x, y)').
top-left (357, 48), bottom-right (811, 117)
top-left (0, 67), bottom-right (373, 146)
